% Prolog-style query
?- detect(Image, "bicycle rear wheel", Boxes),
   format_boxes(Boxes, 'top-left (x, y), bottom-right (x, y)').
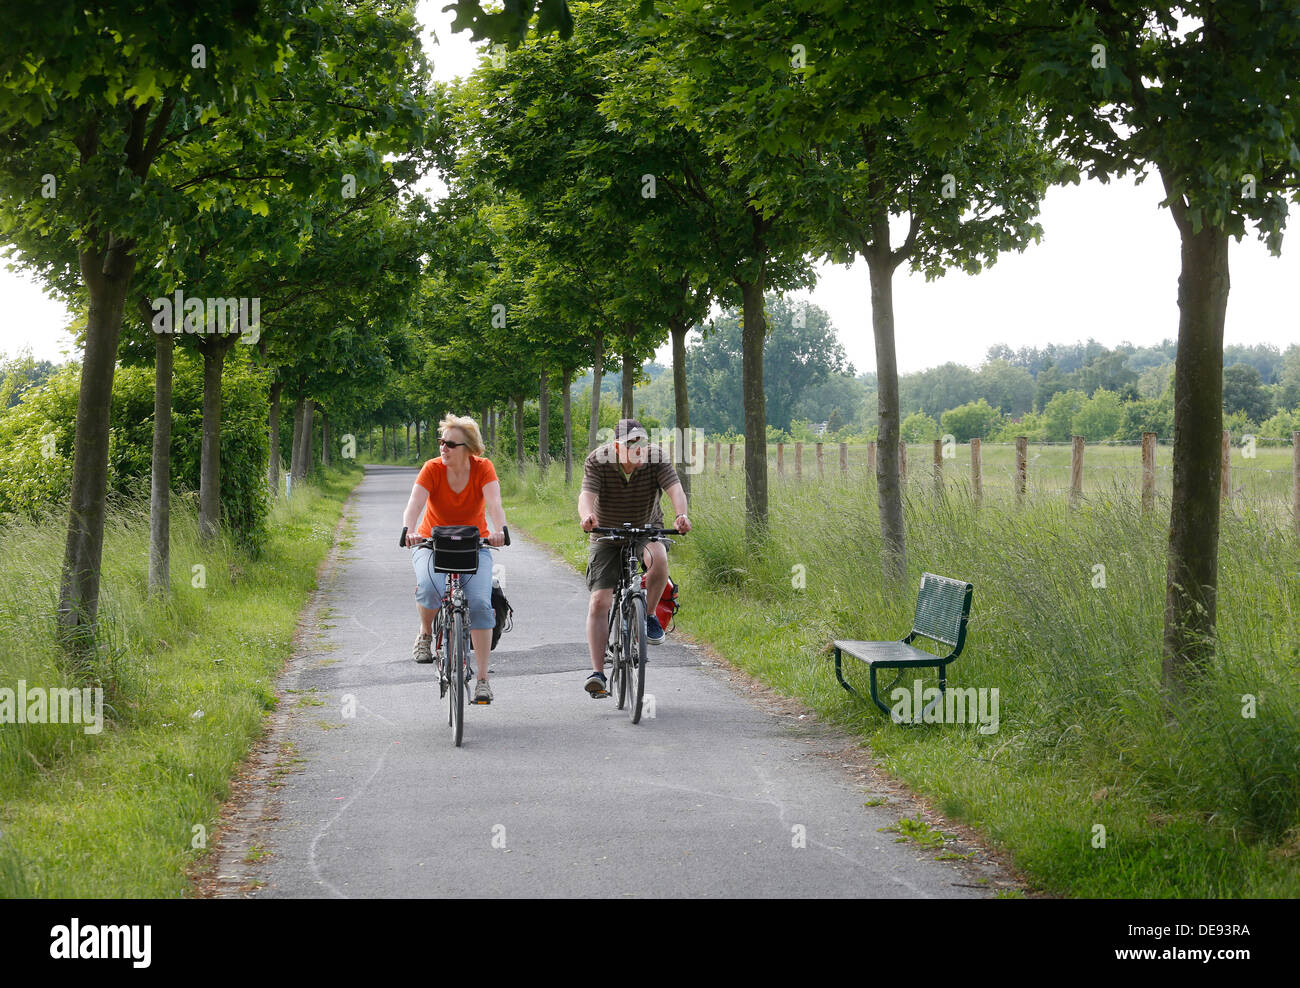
top-left (450, 609), bottom-right (466, 746)
top-left (627, 595), bottom-right (647, 724)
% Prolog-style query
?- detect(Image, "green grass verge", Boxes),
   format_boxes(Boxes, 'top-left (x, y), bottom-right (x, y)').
top-left (0, 462), bottom-right (362, 897)
top-left (499, 458), bottom-right (1300, 898)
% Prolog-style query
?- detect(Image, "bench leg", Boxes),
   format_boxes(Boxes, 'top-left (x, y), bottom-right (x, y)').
top-left (868, 665), bottom-right (896, 719)
top-left (833, 648), bottom-right (859, 698)
top-left (916, 664), bottom-right (950, 722)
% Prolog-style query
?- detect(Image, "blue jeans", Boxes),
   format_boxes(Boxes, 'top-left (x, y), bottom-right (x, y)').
top-left (412, 546), bottom-right (495, 630)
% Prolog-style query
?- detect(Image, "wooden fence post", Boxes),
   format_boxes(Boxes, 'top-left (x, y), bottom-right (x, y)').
top-left (1141, 432), bottom-right (1156, 513)
top-left (1070, 435), bottom-right (1085, 508)
top-left (1016, 436), bottom-right (1028, 504)
top-left (714, 441), bottom-right (721, 474)
top-left (970, 438), bottom-right (982, 506)
top-left (932, 439), bottom-right (943, 495)
top-left (839, 442), bottom-right (847, 475)
top-left (867, 441), bottom-right (876, 475)
top-left (1221, 429), bottom-right (1231, 502)
top-left (1293, 432), bottom-right (1299, 535)
top-left (729, 443), bottom-right (735, 471)
top-left (816, 442), bottom-right (824, 479)
top-left (899, 440), bottom-right (907, 483)
top-left (777, 442), bottom-right (785, 476)
top-left (794, 441), bottom-right (802, 479)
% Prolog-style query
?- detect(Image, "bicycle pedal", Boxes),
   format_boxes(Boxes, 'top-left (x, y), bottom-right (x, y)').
top-left (470, 698), bottom-right (491, 705)
top-left (589, 689), bottom-right (610, 699)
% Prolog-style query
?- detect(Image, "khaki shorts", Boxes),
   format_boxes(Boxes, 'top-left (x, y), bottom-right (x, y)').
top-left (585, 536), bottom-right (667, 591)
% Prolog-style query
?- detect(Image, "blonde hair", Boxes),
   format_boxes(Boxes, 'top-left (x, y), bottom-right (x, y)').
top-left (439, 414), bottom-right (485, 456)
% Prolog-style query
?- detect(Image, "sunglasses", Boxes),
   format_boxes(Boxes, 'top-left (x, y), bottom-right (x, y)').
top-left (439, 438), bottom-right (467, 449)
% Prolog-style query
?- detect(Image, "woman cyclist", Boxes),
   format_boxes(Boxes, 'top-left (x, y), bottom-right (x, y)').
top-left (401, 415), bottom-right (508, 703)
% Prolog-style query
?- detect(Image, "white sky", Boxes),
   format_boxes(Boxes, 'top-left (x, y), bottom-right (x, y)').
top-left (3, 3), bottom-right (1296, 374)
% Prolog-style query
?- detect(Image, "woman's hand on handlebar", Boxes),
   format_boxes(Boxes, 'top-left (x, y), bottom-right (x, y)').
top-left (486, 530), bottom-right (505, 548)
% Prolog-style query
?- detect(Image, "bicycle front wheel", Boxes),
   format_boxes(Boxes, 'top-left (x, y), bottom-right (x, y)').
top-left (450, 609), bottom-right (466, 746)
top-left (610, 597), bottom-right (627, 709)
top-left (626, 595), bottom-right (647, 724)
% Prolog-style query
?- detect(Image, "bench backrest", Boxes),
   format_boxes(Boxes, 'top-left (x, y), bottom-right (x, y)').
top-left (911, 573), bottom-right (974, 653)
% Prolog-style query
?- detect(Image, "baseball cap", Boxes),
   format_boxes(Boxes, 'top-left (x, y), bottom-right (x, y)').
top-left (614, 418), bottom-right (649, 443)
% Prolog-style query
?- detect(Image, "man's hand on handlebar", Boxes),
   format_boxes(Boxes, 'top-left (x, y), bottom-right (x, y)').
top-left (580, 513), bottom-right (597, 532)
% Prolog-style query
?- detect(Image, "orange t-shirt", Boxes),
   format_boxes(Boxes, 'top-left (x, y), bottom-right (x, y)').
top-left (415, 456), bottom-right (499, 539)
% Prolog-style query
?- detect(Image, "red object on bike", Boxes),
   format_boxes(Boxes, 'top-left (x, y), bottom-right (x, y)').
top-left (641, 574), bottom-right (680, 631)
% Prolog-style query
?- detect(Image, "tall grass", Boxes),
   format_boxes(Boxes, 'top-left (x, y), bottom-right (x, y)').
top-left (503, 456), bottom-right (1300, 896)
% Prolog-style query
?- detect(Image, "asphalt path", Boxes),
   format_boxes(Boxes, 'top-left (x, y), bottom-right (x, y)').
top-left (233, 464), bottom-right (986, 898)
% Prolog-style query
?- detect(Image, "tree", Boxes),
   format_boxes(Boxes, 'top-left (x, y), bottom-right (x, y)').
top-left (0, 1), bottom-right (430, 642)
top-left (977, 359), bottom-right (1036, 417)
top-left (900, 412), bottom-right (939, 443)
top-left (1010, 0), bottom-right (1300, 692)
top-left (941, 399), bottom-right (1002, 443)
top-left (684, 0), bottom-right (1059, 577)
top-left (1072, 389), bottom-right (1125, 442)
top-left (1222, 364), bottom-right (1273, 424)
top-left (1042, 389), bottom-right (1087, 443)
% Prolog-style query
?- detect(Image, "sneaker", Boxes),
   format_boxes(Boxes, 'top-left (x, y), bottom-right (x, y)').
top-left (585, 671), bottom-right (608, 697)
top-left (646, 614), bottom-right (664, 645)
top-left (475, 679), bottom-right (493, 703)
top-left (413, 632), bottom-right (433, 664)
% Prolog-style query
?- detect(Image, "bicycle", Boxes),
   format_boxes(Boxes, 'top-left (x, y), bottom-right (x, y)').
top-left (401, 524), bottom-right (509, 747)
top-left (590, 524), bottom-right (681, 724)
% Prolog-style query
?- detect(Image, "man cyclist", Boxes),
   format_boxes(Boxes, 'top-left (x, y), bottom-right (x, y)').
top-left (578, 418), bottom-right (690, 697)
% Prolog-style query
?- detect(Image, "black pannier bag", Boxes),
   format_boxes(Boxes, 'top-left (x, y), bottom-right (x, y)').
top-left (431, 525), bottom-right (481, 574)
top-left (491, 580), bottom-right (513, 650)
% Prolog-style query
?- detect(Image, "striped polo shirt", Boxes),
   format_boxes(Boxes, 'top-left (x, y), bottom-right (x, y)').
top-left (582, 444), bottom-right (680, 539)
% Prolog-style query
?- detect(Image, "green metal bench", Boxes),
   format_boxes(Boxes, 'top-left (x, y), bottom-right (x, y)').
top-left (833, 573), bottom-right (974, 724)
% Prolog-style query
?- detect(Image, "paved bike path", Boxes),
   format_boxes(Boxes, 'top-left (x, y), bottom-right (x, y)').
top-left (227, 464), bottom-right (988, 898)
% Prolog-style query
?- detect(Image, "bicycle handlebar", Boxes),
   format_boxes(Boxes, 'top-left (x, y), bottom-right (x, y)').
top-left (400, 525), bottom-right (510, 548)
top-left (590, 525), bottom-right (682, 538)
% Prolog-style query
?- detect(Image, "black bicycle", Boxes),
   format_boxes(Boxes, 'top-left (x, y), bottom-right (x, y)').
top-left (591, 524), bottom-right (681, 724)
top-left (401, 524), bottom-right (508, 747)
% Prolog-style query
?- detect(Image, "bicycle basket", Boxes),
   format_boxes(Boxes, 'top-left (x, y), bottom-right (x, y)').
top-left (431, 525), bottom-right (481, 573)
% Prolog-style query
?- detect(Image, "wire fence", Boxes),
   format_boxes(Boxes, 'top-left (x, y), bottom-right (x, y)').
top-left (663, 433), bottom-right (1300, 530)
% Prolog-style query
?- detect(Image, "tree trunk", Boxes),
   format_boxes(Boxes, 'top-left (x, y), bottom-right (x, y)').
top-left (404, 421), bottom-right (410, 458)
top-left (739, 279), bottom-right (768, 542)
top-left (302, 401), bottom-right (315, 471)
top-left (562, 366), bottom-right (574, 485)
top-left (415, 419), bottom-right (421, 457)
top-left (381, 422), bottom-right (388, 461)
top-left (198, 341), bottom-right (233, 542)
top-left (513, 393), bottom-right (525, 476)
top-left (290, 397), bottom-right (305, 485)
top-left (589, 333), bottom-right (604, 451)
top-left (621, 347), bottom-right (635, 419)
top-left (1163, 221), bottom-right (1230, 695)
top-left (539, 369), bottom-right (550, 473)
top-left (866, 223), bottom-right (906, 582)
top-left (671, 318), bottom-right (692, 498)
top-left (58, 237), bottom-right (133, 644)
top-left (321, 410), bottom-right (330, 467)
top-left (268, 380), bottom-right (282, 497)
top-left (148, 313), bottom-right (172, 596)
